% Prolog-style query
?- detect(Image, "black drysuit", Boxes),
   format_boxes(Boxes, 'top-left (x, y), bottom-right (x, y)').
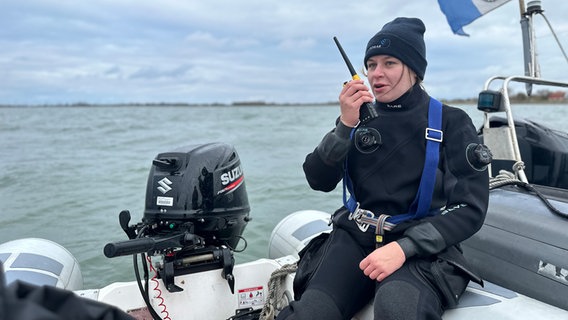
top-left (278, 84), bottom-right (489, 320)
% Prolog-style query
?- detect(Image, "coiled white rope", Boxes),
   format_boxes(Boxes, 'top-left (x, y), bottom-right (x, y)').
top-left (489, 162), bottom-right (525, 189)
top-left (259, 263), bottom-right (297, 320)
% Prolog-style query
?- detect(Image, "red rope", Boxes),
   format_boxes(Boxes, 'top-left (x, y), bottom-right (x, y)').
top-left (146, 256), bottom-right (172, 320)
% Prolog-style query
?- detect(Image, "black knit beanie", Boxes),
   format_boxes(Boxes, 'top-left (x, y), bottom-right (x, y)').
top-left (364, 17), bottom-right (427, 80)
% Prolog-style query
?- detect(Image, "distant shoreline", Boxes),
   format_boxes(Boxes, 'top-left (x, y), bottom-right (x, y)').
top-left (0, 101), bottom-right (337, 108)
top-left (1, 97), bottom-right (566, 108)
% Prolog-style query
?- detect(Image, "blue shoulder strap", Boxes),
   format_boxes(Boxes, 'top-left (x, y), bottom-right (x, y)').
top-left (343, 97), bottom-right (443, 224)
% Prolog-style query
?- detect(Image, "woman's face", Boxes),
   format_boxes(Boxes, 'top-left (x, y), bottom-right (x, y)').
top-left (366, 55), bottom-right (416, 103)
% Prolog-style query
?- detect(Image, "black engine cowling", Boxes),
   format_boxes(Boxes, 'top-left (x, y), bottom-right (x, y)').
top-left (143, 142), bottom-right (250, 249)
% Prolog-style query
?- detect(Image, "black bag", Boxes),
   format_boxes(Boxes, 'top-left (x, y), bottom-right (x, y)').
top-left (429, 246), bottom-right (484, 308)
top-left (1, 281), bottom-right (135, 320)
top-left (292, 232), bottom-right (330, 300)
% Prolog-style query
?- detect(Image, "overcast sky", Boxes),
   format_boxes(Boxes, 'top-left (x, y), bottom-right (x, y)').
top-left (1, 0), bottom-right (567, 105)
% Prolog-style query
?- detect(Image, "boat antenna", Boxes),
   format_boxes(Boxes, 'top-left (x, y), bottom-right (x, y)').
top-left (519, 0), bottom-right (568, 95)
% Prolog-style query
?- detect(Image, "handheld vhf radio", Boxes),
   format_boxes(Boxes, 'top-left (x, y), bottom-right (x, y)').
top-left (333, 36), bottom-right (378, 123)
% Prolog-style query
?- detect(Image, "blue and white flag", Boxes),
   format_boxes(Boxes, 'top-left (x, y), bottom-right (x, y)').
top-left (438, 0), bottom-right (512, 36)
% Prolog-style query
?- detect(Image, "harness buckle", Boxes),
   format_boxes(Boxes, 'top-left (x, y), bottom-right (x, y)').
top-left (348, 204), bottom-right (371, 232)
top-left (347, 202), bottom-right (361, 221)
top-left (348, 205), bottom-right (395, 237)
top-left (425, 128), bottom-right (443, 142)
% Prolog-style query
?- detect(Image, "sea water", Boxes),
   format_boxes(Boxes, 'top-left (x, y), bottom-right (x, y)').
top-left (1, 103), bottom-right (567, 289)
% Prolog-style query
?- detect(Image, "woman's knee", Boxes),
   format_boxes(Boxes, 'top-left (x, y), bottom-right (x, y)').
top-left (374, 280), bottom-right (442, 320)
top-left (375, 280), bottom-right (421, 318)
top-left (276, 289), bottom-right (343, 320)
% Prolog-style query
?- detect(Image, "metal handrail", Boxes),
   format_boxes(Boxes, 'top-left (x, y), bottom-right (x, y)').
top-left (481, 75), bottom-right (568, 183)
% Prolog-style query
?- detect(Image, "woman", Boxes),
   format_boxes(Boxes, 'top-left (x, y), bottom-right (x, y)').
top-left (276, 17), bottom-right (490, 320)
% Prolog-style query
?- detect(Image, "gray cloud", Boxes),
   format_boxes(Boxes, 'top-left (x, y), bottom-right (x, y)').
top-left (1, 0), bottom-right (567, 105)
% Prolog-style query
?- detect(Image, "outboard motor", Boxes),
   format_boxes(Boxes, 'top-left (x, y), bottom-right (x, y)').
top-left (143, 142), bottom-right (250, 250)
top-left (104, 143), bottom-right (250, 300)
